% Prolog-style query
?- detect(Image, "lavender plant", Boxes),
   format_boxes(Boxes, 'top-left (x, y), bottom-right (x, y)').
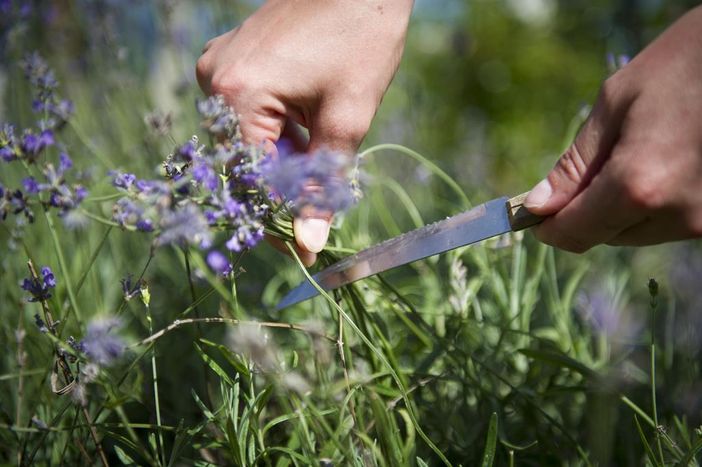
top-left (4, 3), bottom-right (702, 466)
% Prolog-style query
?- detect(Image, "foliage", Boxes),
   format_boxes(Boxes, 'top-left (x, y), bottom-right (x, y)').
top-left (2, 1), bottom-right (702, 466)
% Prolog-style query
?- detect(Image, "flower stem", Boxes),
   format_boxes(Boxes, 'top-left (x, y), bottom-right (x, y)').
top-left (44, 209), bottom-right (83, 323)
top-left (284, 241), bottom-right (450, 466)
top-left (146, 305), bottom-right (166, 465)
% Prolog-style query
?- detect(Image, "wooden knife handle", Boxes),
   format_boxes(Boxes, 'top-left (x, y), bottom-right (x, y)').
top-left (507, 192), bottom-right (544, 231)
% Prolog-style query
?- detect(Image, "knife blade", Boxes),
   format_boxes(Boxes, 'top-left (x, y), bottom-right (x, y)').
top-left (275, 192), bottom-right (542, 311)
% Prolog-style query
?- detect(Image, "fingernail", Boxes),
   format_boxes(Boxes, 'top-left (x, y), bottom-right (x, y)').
top-left (296, 218), bottom-right (330, 253)
top-left (525, 179), bottom-right (552, 208)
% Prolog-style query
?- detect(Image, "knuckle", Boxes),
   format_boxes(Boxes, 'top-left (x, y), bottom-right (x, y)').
top-left (323, 112), bottom-right (371, 150)
top-left (553, 145), bottom-right (588, 186)
top-left (599, 75), bottom-right (621, 104)
top-left (195, 56), bottom-right (211, 89)
top-left (621, 171), bottom-right (664, 210)
top-left (210, 70), bottom-right (248, 98)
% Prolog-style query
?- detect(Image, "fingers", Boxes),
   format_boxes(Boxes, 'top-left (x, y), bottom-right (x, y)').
top-left (524, 77), bottom-right (634, 217)
top-left (531, 151), bottom-right (643, 252)
top-left (523, 75), bottom-right (640, 252)
top-left (308, 98), bottom-right (372, 155)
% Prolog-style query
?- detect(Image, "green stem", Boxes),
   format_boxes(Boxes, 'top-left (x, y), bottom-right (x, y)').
top-left (44, 210), bottom-right (83, 323)
top-left (284, 242), bottom-right (450, 466)
top-left (147, 306), bottom-right (166, 465)
top-left (359, 143), bottom-right (471, 209)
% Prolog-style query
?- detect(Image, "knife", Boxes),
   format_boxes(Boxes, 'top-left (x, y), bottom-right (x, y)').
top-left (276, 192), bottom-right (543, 310)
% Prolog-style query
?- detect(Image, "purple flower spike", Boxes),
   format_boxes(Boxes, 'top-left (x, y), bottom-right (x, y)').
top-left (58, 152), bottom-right (73, 173)
top-left (79, 317), bottom-right (126, 366)
top-left (22, 177), bottom-right (41, 194)
top-left (41, 266), bottom-right (56, 288)
top-left (20, 129), bottom-right (54, 159)
top-left (111, 172), bottom-right (136, 190)
top-left (207, 250), bottom-right (231, 275)
top-left (21, 265), bottom-right (56, 302)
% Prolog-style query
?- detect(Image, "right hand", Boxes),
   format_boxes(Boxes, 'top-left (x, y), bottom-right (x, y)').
top-left (196, 0), bottom-right (414, 266)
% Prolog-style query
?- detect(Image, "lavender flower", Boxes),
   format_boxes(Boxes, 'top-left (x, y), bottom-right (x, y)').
top-left (22, 177), bottom-right (41, 194)
top-left (112, 197), bottom-right (153, 232)
top-left (21, 266), bottom-right (56, 302)
top-left (79, 317), bottom-right (126, 366)
top-left (156, 203), bottom-right (212, 248)
top-left (576, 288), bottom-right (620, 336)
top-left (606, 53), bottom-right (631, 74)
top-left (20, 129), bottom-right (54, 160)
top-left (20, 52), bottom-right (73, 130)
top-left (0, 124), bottom-right (18, 162)
top-left (192, 158), bottom-right (219, 191)
top-left (111, 172), bottom-right (137, 190)
top-left (197, 95), bottom-right (240, 140)
top-left (34, 314), bottom-right (48, 333)
top-left (264, 148), bottom-right (356, 215)
top-left (207, 250), bottom-right (231, 275)
top-left (120, 275), bottom-right (145, 301)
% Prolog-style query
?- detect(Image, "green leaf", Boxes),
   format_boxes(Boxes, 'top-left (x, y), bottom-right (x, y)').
top-left (481, 412), bottom-right (498, 467)
top-left (191, 389), bottom-right (215, 420)
top-left (114, 445), bottom-right (138, 466)
top-left (200, 338), bottom-right (250, 378)
top-left (194, 342), bottom-right (235, 385)
top-left (167, 419), bottom-right (192, 467)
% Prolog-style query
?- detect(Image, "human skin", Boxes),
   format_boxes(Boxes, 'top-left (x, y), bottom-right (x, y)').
top-left (524, 6), bottom-right (702, 252)
top-left (198, 3), bottom-right (702, 259)
top-left (196, 0), bottom-right (414, 266)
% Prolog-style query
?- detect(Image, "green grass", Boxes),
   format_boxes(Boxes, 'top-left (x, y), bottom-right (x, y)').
top-left (2, 1), bottom-right (702, 465)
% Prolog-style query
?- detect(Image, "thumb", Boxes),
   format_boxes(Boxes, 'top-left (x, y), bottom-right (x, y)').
top-left (524, 81), bottom-right (631, 216)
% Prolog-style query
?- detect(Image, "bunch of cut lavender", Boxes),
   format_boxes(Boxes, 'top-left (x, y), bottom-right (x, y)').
top-left (111, 95), bottom-right (360, 273)
top-left (0, 53), bottom-right (87, 229)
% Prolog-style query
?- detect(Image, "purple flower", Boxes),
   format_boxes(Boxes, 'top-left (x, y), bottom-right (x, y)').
top-left (111, 172), bottom-right (136, 190)
top-left (51, 100), bottom-right (74, 125)
top-left (22, 177), bottom-right (41, 194)
top-left (207, 250), bottom-right (231, 275)
top-left (79, 317), bottom-right (125, 366)
top-left (20, 129), bottom-right (54, 159)
top-left (264, 148), bottom-right (355, 215)
top-left (197, 95), bottom-right (239, 139)
top-left (177, 140), bottom-right (197, 161)
top-left (136, 219), bottom-right (154, 232)
top-left (2, 189), bottom-right (34, 222)
top-left (34, 314), bottom-right (48, 333)
top-left (58, 152), bottom-right (73, 173)
top-left (112, 197), bottom-right (152, 231)
top-left (192, 159), bottom-right (219, 191)
top-left (21, 266), bottom-right (56, 302)
top-left (156, 203), bottom-right (212, 248)
top-left (41, 266), bottom-right (56, 288)
top-left (0, 124), bottom-right (18, 162)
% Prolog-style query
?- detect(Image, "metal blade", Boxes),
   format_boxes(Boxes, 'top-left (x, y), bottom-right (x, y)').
top-left (276, 196), bottom-right (512, 310)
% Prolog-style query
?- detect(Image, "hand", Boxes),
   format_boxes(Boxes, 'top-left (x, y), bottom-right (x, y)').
top-left (524, 6), bottom-right (702, 252)
top-left (196, 0), bottom-right (413, 265)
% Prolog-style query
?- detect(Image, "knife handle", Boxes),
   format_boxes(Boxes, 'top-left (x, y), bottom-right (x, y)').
top-left (507, 192), bottom-right (544, 231)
